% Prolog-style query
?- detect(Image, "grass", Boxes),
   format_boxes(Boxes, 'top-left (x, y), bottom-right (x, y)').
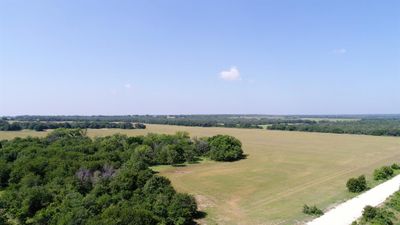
top-left (1, 125), bottom-right (400, 224)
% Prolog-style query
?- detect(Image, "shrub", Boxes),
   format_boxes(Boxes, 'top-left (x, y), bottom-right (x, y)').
top-left (303, 204), bottom-right (323, 216)
top-left (391, 163), bottom-right (400, 170)
top-left (346, 175), bottom-right (367, 193)
top-left (387, 191), bottom-right (400, 211)
top-left (361, 205), bottom-right (394, 225)
top-left (207, 135), bottom-right (243, 161)
top-left (374, 166), bottom-right (394, 181)
top-left (362, 206), bottom-right (377, 220)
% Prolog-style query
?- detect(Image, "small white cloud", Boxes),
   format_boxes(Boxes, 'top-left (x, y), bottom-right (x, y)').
top-left (124, 83), bottom-right (132, 89)
top-left (219, 66), bottom-right (241, 81)
top-left (332, 48), bottom-right (347, 54)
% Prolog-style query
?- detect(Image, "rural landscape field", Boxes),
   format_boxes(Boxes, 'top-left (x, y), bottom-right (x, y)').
top-left (1, 124), bottom-right (400, 224)
top-left (1, 1), bottom-right (399, 224)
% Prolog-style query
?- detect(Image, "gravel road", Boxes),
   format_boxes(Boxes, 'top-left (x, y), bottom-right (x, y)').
top-left (307, 174), bottom-right (400, 225)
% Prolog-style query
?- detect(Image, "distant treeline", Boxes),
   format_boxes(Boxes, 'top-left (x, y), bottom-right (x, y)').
top-left (6, 115), bottom-right (316, 129)
top-left (3, 115), bottom-right (400, 136)
top-left (268, 119), bottom-right (400, 137)
top-left (0, 120), bottom-right (146, 131)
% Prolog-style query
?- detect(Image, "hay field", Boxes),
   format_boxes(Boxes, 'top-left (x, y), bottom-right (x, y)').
top-left (1, 125), bottom-right (399, 224)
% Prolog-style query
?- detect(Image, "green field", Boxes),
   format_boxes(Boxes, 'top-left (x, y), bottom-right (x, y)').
top-left (1, 125), bottom-right (400, 224)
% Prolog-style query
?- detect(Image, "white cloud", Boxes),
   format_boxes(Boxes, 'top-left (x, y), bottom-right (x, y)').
top-left (124, 83), bottom-right (132, 89)
top-left (332, 48), bottom-right (347, 54)
top-left (219, 66), bottom-right (241, 81)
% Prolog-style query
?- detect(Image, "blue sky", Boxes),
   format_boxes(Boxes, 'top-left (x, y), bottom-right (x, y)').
top-left (1, 0), bottom-right (399, 115)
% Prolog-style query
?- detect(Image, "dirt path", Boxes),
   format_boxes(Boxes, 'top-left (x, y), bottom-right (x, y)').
top-left (307, 174), bottom-right (400, 225)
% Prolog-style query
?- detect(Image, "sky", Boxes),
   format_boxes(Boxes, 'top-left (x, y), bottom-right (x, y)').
top-left (1, 0), bottom-right (399, 115)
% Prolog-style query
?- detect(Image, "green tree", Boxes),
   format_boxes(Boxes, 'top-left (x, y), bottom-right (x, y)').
top-left (167, 193), bottom-right (197, 225)
top-left (346, 175), bottom-right (367, 193)
top-left (208, 135), bottom-right (244, 161)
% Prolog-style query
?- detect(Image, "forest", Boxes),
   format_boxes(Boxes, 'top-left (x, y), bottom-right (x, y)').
top-left (0, 129), bottom-right (243, 224)
top-left (268, 119), bottom-right (400, 137)
top-left (4, 115), bottom-right (316, 129)
top-left (0, 120), bottom-right (146, 131)
top-left (3, 115), bottom-right (400, 137)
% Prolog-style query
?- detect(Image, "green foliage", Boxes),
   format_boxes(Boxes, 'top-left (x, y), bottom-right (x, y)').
top-left (363, 206), bottom-right (378, 220)
top-left (0, 159), bottom-right (10, 187)
top-left (208, 135), bottom-right (244, 161)
top-left (97, 203), bottom-right (159, 225)
top-left (167, 193), bottom-right (197, 225)
top-left (361, 205), bottom-right (394, 225)
top-left (268, 119), bottom-right (400, 137)
top-left (374, 166), bottom-right (394, 181)
top-left (193, 137), bottom-right (210, 155)
top-left (347, 175), bottom-right (367, 193)
top-left (0, 129), bottom-right (244, 224)
top-left (0, 119), bottom-right (146, 131)
top-left (303, 204), bottom-right (323, 216)
top-left (390, 163), bottom-right (400, 170)
top-left (0, 129), bottom-right (205, 224)
top-left (386, 191), bottom-right (400, 212)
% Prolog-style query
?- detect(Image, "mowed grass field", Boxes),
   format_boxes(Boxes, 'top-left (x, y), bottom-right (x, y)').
top-left (1, 125), bottom-right (400, 224)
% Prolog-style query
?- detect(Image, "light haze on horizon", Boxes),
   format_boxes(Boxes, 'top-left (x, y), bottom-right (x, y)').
top-left (1, 0), bottom-right (399, 115)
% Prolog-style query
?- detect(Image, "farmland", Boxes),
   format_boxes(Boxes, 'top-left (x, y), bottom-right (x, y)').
top-left (1, 125), bottom-right (400, 224)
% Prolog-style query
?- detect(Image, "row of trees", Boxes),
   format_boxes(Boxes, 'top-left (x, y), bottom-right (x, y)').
top-left (0, 129), bottom-right (244, 224)
top-left (0, 120), bottom-right (146, 131)
top-left (5, 115), bottom-right (318, 129)
top-left (268, 119), bottom-right (400, 137)
top-left (347, 164), bottom-right (399, 193)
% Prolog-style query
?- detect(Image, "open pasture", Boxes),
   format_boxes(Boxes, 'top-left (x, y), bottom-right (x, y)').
top-left (1, 125), bottom-right (399, 224)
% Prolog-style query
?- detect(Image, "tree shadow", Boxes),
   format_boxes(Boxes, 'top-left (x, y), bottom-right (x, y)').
top-left (189, 211), bottom-right (208, 225)
top-left (172, 164), bottom-right (187, 167)
top-left (194, 210), bottom-right (207, 219)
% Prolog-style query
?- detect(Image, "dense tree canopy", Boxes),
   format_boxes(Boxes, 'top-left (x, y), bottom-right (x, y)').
top-left (0, 120), bottom-right (146, 131)
top-left (0, 129), bottom-right (244, 224)
top-left (4, 115), bottom-right (400, 136)
top-left (268, 119), bottom-right (400, 137)
top-left (5, 115), bottom-right (319, 129)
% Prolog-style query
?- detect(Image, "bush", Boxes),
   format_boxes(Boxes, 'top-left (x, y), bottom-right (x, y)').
top-left (363, 206), bottom-right (377, 220)
top-left (387, 191), bottom-right (400, 211)
top-left (391, 163), bottom-right (400, 170)
top-left (303, 204), bottom-right (323, 216)
top-left (346, 175), bottom-right (367, 193)
top-left (207, 135), bottom-right (243, 161)
top-left (361, 205), bottom-right (394, 225)
top-left (374, 166), bottom-right (394, 181)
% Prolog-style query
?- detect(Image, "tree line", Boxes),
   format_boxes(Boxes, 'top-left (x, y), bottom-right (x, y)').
top-left (5, 115), bottom-right (317, 129)
top-left (0, 129), bottom-right (244, 224)
top-left (268, 119), bottom-right (400, 137)
top-left (0, 120), bottom-right (146, 131)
